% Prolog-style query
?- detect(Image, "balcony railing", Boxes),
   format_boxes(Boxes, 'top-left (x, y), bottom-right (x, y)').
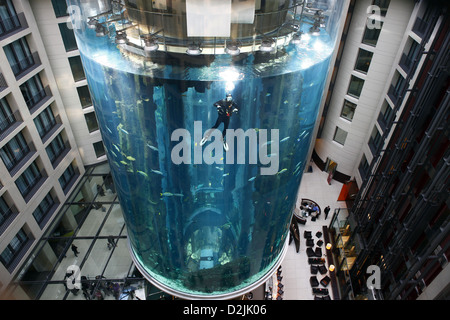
top-left (0, 110), bottom-right (23, 140)
top-left (21, 169), bottom-right (48, 203)
top-left (11, 52), bottom-right (42, 80)
top-left (61, 167), bottom-right (80, 195)
top-left (412, 17), bottom-right (428, 38)
top-left (0, 12), bottom-right (28, 40)
top-left (0, 204), bottom-right (19, 236)
top-left (5, 141), bottom-right (37, 177)
top-left (0, 73), bottom-right (7, 92)
top-left (50, 140), bottom-right (72, 169)
top-left (3, 231), bottom-right (34, 273)
top-left (399, 53), bottom-right (415, 75)
top-left (387, 84), bottom-right (403, 107)
top-left (40, 114), bottom-right (62, 143)
top-left (25, 86), bottom-right (52, 114)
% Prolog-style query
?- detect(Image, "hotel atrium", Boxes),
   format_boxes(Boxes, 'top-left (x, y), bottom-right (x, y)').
top-left (0, 0), bottom-right (448, 301)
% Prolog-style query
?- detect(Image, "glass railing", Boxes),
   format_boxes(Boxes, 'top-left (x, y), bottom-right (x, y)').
top-left (25, 86), bottom-right (52, 112)
top-left (0, 73), bottom-right (7, 91)
top-left (0, 12), bottom-right (27, 39)
top-left (0, 110), bottom-right (22, 138)
top-left (10, 52), bottom-right (41, 79)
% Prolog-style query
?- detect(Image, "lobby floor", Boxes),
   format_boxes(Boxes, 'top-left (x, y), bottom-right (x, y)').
top-left (18, 161), bottom-right (347, 300)
top-left (278, 161), bottom-right (347, 300)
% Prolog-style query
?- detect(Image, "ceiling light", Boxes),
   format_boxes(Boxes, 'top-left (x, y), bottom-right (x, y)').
top-left (143, 38), bottom-right (158, 52)
top-left (87, 18), bottom-right (98, 29)
top-left (115, 31), bottom-right (128, 44)
top-left (186, 44), bottom-right (202, 55)
top-left (291, 32), bottom-right (302, 45)
top-left (225, 42), bottom-right (240, 56)
top-left (259, 39), bottom-right (275, 52)
top-left (309, 23), bottom-right (321, 36)
top-left (95, 24), bottom-right (107, 37)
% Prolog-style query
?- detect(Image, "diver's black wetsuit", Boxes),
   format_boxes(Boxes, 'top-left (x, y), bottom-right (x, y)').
top-left (208, 98), bottom-right (239, 138)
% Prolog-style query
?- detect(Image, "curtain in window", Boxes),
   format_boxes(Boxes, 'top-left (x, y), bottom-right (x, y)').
top-left (0, 98), bottom-right (14, 131)
top-left (0, 133), bottom-right (27, 170)
top-left (21, 76), bottom-right (44, 107)
top-left (35, 107), bottom-right (55, 137)
top-left (0, 197), bottom-right (10, 225)
top-left (16, 162), bottom-right (40, 195)
top-left (0, 0), bottom-right (20, 34)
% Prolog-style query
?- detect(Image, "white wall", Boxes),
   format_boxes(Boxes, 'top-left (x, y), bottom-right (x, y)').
top-left (0, 0), bottom-right (85, 293)
top-left (28, 0), bottom-right (106, 166)
top-left (314, 0), bottom-right (415, 180)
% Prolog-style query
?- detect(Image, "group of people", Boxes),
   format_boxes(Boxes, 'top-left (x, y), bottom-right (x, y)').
top-left (300, 203), bottom-right (331, 220)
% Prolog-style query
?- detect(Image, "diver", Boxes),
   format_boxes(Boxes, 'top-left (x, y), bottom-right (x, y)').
top-left (200, 93), bottom-right (238, 151)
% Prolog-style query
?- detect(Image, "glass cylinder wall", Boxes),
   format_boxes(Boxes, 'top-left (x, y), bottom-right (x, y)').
top-left (67, 0), bottom-right (346, 299)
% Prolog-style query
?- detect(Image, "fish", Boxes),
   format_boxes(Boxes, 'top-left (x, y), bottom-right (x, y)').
top-left (280, 136), bottom-right (290, 143)
top-left (277, 168), bottom-right (288, 175)
top-left (126, 156), bottom-right (136, 161)
top-left (146, 143), bottom-right (158, 152)
top-left (266, 93), bottom-right (271, 97)
top-left (113, 144), bottom-right (120, 152)
top-left (262, 140), bottom-right (273, 147)
top-left (120, 128), bottom-right (129, 135)
top-left (151, 169), bottom-right (163, 175)
top-left (120, 160), bottom-right (128, 165)
top-left (284, 100), bottom-right (288, 104)
top-left (137, 170), bottom-right (148, 178)
top-left (223, 173), bottom-right (229, 177)
top-left (248, 176), bottom-right (256, 182)
top-left (160, 192), bottom-right (174, 197)
top-left (215, 166), bottom-right (224, 171)
top-left (221, 222), bottom-right (231, 230)
top-left (106, 126), bottom-right (113, 134)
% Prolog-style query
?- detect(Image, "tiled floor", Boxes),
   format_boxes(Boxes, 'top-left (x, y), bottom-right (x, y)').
top-left (33, 162), bottom-right (346, 300)
top-left (278, 162), bottom-right (347, 300)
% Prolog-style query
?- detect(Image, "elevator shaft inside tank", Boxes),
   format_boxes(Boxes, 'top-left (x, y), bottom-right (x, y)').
top-left (67, 0), bottom-right (346, 299)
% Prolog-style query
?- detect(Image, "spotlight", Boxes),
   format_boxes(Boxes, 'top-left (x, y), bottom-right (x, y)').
top-left (143, 38), bottom-right (158, 52)
top-left (87, 18), bottom-right (98, 29)
top-left (225, 42), bottom-right (240, 56)
top-left (95, 24), bottom-right (107, 37)
top-left (315, 10), bottom-right (326, 27)
top-left (259, 39), bottom-right (275, 52)
top-left (115, 30), bottom-right (128, 44)
top-left (329, 265), bottom-right (335, 272)
top-left (326, 243), bottom-right (332, 250)
top-left (310, 23), bottom-right (321, 36)
top-left (186, 43), bottom-right (202, 55)
top-left (291, 32), bottom-right (302, 45)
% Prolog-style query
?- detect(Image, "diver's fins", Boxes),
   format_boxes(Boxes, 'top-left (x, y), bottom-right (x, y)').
top-left (200, 136), bottom-right (208, 146)
top-left (223, 141), bottom-right (229, 152)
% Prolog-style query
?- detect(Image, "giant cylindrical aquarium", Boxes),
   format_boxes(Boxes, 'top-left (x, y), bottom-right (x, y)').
top-left (67, 0), bottom-right (347, 299)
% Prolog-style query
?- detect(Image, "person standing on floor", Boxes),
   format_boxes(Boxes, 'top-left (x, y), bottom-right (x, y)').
top-left (324, 206), bottom-right (330, 219)
top-left (71, 244), bottom-right (80, 257)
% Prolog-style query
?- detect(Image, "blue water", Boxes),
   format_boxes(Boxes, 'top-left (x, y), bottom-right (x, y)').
top-left (74, 14), bottom-right (335, 296)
